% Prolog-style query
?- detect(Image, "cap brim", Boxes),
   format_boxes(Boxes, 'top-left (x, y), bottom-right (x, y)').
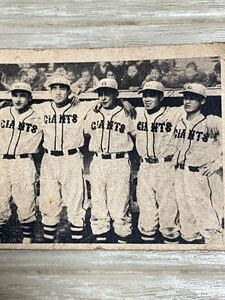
top-left (48, 83), bottom-right (70, 89)
top-left (179, 90), bottom-right (206, 97)
top-left (93, 87), bottom-right (119, 96)
top-left (11, 88), bottom-right (31, 94)
top-left (138, 88), bottom-right (164, 94)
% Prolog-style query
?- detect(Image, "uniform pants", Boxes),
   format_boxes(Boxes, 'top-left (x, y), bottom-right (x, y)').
top-left (137, 161), bottom-right (180, 240)
top-left (0, 157), bottom-right (36, 225)
top-left (39, 154), bottom-right (86, 227)
top-left (175, 168), bottom-right (223, 243)
top-left (90, 157), bottom-right (132, 238)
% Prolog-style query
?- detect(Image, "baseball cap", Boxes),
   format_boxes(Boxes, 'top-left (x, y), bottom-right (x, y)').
top-left (138, 81), bottom-right (164, 94)
top-left (11, 82), bottom-right (32, 94)
top-left (93, 78), bottom-right (119, 97)
top-left (47, 75), bottom-right (71, 89)
top-left (179, 83), bottom-right (207, 98)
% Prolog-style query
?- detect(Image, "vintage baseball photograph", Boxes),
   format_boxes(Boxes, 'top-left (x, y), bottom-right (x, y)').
top-left (0, 46), bottom-right (223, 248)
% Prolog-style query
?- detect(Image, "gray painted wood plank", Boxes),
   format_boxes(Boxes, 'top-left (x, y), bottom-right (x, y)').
top-left (0, 1), bottom-right (224, 47)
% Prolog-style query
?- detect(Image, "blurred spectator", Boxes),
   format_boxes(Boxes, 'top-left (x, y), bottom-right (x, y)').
top-left (53, 64), bottom-right (67, 77)
top-left (106, 69), bottom-right (117, 80)
top-left (20, 65), bottom-right (47, 90)
top-left (121, 64), bottom-right (143, 90)
top-left (141, 66), bottom-right (162, 87)
top-left (71, 68), bottom-right (98, 94)
top-left (110, 61), bottom-right (126, 88)
top-left (93, 62), bottom-right (111, 80)
top-left (36, 63), bottom-right (49, 73)
top-left (137, 60), bottom-right (151, 81)
top-left (0, 64), bottom-right (20, 90)
top-left (160, 60), bottom-right (180, 88)
top-left (179, 62), bottom-right (208, 86)
top-left (208, 61), bottom-right (221, 87)
top-left (0, 72), bottom-right (11, 90)
top-left (66, 66), bottom-right (78, 84)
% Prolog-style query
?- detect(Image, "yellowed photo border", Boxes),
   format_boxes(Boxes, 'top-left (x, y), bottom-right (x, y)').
top-left (0, 43), bottom-right (224, 250)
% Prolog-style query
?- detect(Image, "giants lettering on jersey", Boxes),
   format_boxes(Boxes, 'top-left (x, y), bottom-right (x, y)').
top-left (91, 120), bottom-right (125, 133)
top-left (174, 128), bottom-right (209, 142)
top-left (44, 114), bottom-right (78, 124)
top-left (137, 121), bottom-right (172, 132)
top-left (1, 119), bottom-right (38, 133)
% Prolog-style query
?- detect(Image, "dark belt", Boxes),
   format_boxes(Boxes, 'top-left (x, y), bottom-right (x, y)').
top-left (44, 148), bottom-right (78, 156)
top-left (176, 164), bottom-right (199, 172)
top-left (142, 155), bottom-right (173, 164)
top-left (95, 152), bottom-right (127, 159)
top-left (3, 154), bottom-right (29, 159)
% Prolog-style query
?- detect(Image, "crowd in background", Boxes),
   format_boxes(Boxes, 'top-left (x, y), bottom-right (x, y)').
top-left (0, 59), bottom-right (221, 93)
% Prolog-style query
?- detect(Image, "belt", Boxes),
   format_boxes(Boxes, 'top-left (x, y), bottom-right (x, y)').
top-left (175, 163), bottom-right (199, 172)
top-left (2, 154), bottom-right (29, 160)
top-left (44, 148), bottom-right (78, 156)
top-left (95, 152), bottom-right (129, 159)
top-left (141, 155), bottom-right (173, 164)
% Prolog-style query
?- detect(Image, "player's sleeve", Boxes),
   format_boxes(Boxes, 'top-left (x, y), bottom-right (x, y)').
top-left (83, 111), bottom-right (92, 135)
top-left (166, 106), bottom-right (185, 124)
top-left (32, 102), bottom-right (48, 114)
top-left (78, 100), bottom-right (98, 112)
top-left (126, 115), bottom-right (136, 136)
top-left (205, 115), bottom-right (222, 144)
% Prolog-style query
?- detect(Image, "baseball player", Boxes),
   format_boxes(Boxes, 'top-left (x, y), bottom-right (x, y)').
top-left (0, 82), bottom-right (43, 243)
top-left (174, 83), bottom-right (223, 244)
top-left (84, 78), bottom-right (135, 243)
top-left (134, 81), bottom-right (185, 243)
top-left (33, 75), bottom-right (97, 243)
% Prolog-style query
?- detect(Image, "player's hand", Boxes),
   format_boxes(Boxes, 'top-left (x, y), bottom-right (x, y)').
top-left (94, 102), bottom-right (102, 113)
top-left (206, 115), bottom-right (220, 139)
top-left (200, 161), bottom-right (222, 177)
top-left (0, 101), bottom-right (5, 109)
top-left (69, 93), bottom-right (80, 106)
top-left (121, 100), bottom-right (136, 119)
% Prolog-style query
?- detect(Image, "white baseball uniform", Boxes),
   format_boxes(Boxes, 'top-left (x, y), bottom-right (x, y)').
top-left (174, 113), bottom-right (223, 243)
top-left (134, 106), bottom-right (184, 242)
top-left (84, 104), bottom-right (135, 240)
top-left (34, 100), bottom-right (93, 240)
top-left (0, 106), bottom-right (42, 227)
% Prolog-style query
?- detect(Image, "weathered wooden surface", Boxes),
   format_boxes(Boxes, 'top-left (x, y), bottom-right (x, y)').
top-left (1, 250), bottom-right (225, 299)
top-left (0, 0), bottom-right (224, 48)
top-left (1, 1), bottom-right (225, 299)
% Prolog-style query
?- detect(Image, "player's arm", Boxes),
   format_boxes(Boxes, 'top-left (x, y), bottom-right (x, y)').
top-left (79, 112), bottom-right (92, 155)
top-left (200, 157), bottom-right (223, 176)
top-left (205, 115), bottom-right (221, 139)
top-left (127, 115), bottom-right (137, 146)
top-left (0, 100), bottom-right (12, 109)
top-left (69, 92), bottom-right (80, 106)
top-left (200, 115), bottom-right (223, 176)
top-left (119, 99), bottom-right (136, 119)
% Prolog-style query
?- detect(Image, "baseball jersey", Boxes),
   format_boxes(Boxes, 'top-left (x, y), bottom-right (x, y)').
top-left (174, 113), bottom-right (222, 167)
top-left (33, 101), bottom-right (94, 151)
top-left (134, 106), bottom-right (184, 158)
top-left (0, 106), bottom-right (43, 155)
top-left (84, 105), bottom-right (135, 153)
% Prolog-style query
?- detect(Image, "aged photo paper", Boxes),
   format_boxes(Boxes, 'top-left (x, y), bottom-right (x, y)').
top-left (0, 43), bottom-right (224, 250)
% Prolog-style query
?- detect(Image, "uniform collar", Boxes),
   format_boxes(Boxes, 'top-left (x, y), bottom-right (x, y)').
top-left (100, 104), bottom-right (122, 113)
top-left (144, 106), bottom-right (166, 118)
top-left (185, 112), bottom-right (205, 124)
top-left (11, 106), bottom-right (34, 119)
top-left (51, 100), bottom-right (72, 111)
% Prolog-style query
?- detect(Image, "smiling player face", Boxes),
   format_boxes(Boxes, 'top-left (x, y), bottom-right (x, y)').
top-left (142, 90), bottom-right (161, 111)
top-left (183, 92), bottom-right (205, 113)
top-left (98, 88), bottom-right (115, 108)
top-left (11, 90), bottom-right (30, 112)
top-left (50, 84), bottom-right (70, 106)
